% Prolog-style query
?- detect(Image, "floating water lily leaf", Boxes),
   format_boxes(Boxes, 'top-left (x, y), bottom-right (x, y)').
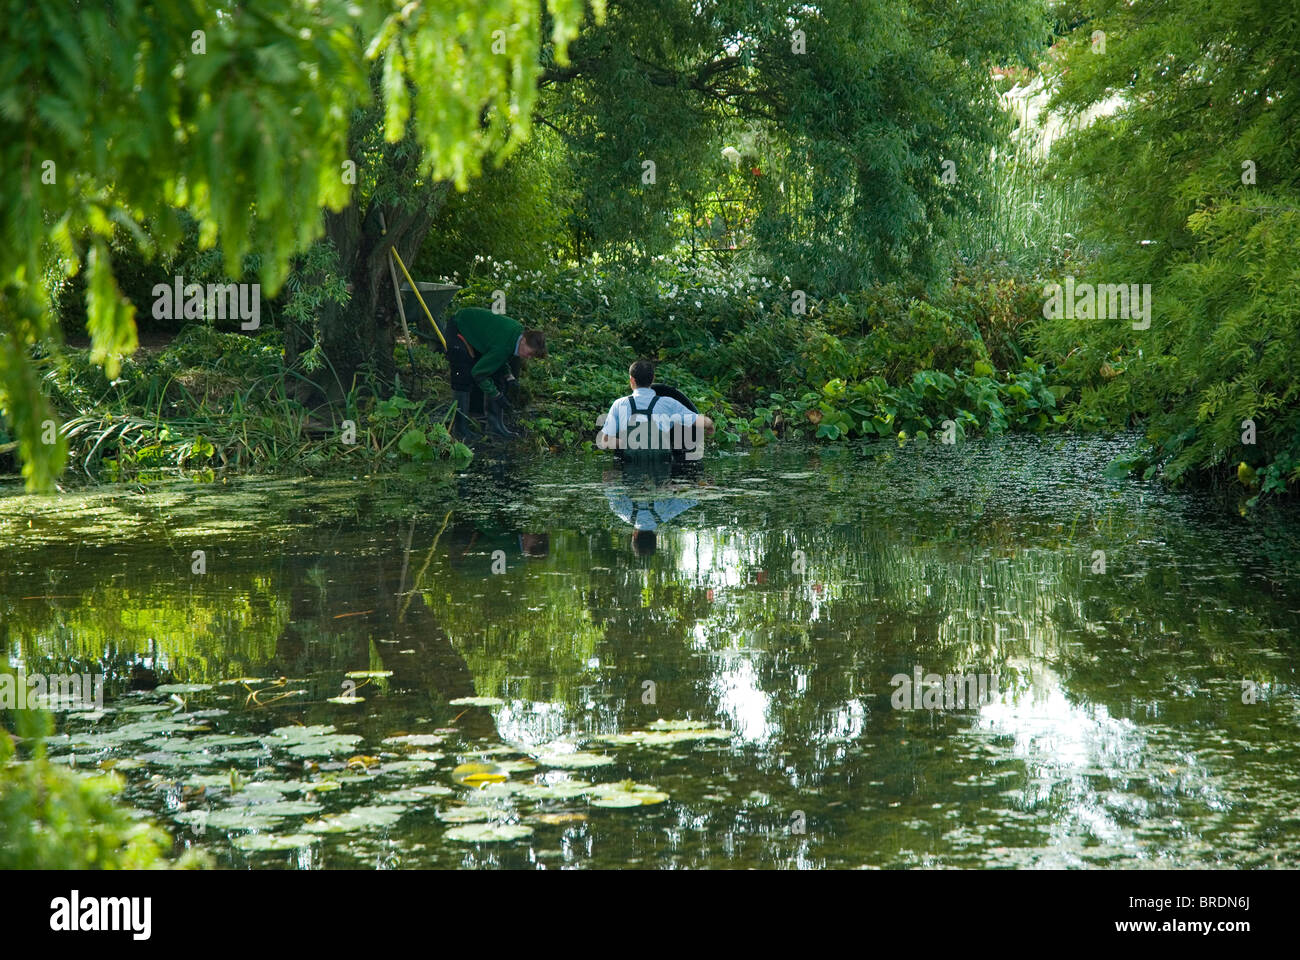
top-left (596, 728), bottom-right (734, 747)
top-left (452, 761), bottom-right (508, 787)
top-left (473, 780), bottom-right (528, 798)
top-left (144, 734), bottom-right (262, 753)
top-left (345, 670), bottom-right (393, 679)
top-left (461, 745), bottom-right (518, 757)
top-left (221, 749), bottom-right (271, 761)
top-left (436, 805), bottom-right (501, 823)
top-left (232, 833), bottom-right (318, 852)
top-left (380, 759), bottom-right (443, 775)
top-left (154, 683), bottom-right (214, 694)
top-left (444, 823), bottom-right (533, 843)
top-left (223, 784), bottom-right (288, 804)
top-left (589, 793), bottom-right (644, 808)
top-left (304, 805), bottom-right (405, 833)
top-left (327, 695), bottom-right (365, 704)
top-left (533, 812), bottom-right (588, 825)
top-left (448, 697), bottom-right (505, 707)
top-left (138, 751), bottom-right (221, 767)
top-left (519, 782), bottom-right (593, 801)
top-left (535, 752), bottom-right (615, 770)
top-left (99, 758), bottom-right (146, 771)
top-left (237, 800), bottom-right (323, 817)
top-left (267, 725), bottom-right (338, 742)
top-left (382, 734), bottom-right (444, 747)
top-left (379, 785), bottom-right (454, 803)
top-left (174, 808), bottom-right (283, 830)
top-left (494, 759), bottom-right (537, 773)
top-left (590, 782), bottom-right (670, 807)
top-left (281, 735), bottom-right (363, 757)
top-left (115, 719), bottom-right (208, 738)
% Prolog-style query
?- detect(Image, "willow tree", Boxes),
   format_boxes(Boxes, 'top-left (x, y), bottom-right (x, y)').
top-left (0, 0), bottom-right (599, 490)
top-left (538, 0), bottom-right (1050, 290)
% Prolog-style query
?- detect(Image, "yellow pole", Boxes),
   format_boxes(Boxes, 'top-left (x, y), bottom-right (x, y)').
top-left (391, 248), bottom-right (448, 350)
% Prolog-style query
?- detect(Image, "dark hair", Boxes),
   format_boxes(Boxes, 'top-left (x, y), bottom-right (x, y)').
top-left (522, 329), bottom-right (547, 358)
top-left (632, 529), bottom-right (657, 556)
top-left (629, 359), bottom-right (655, 388)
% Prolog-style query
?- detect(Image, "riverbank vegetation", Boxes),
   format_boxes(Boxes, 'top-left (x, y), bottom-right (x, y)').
top-left (2, 0), bottom-right (1297, 506)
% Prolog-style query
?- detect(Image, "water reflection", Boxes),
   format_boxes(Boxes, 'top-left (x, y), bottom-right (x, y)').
top-left (2, 438), bottom-right (1299, 868)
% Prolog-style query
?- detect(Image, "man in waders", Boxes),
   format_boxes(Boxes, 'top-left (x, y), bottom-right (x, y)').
top-left (445, 307), bottom-right (547, 439)
top-left (596, 360), bottom-right (713, 459)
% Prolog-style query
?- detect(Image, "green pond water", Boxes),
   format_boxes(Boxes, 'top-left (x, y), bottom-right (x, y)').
top-left (4, 437), bottom-right (1300, 869)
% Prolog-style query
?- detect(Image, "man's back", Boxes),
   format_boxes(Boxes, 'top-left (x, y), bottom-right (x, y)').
top-left (602, 387), bottom-right (696, 438)
top-left (453, 307), bottom-right (522, 354)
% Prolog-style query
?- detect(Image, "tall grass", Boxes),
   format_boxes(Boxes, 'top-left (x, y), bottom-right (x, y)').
top-left (953, 78), bottom-right (1096, 265)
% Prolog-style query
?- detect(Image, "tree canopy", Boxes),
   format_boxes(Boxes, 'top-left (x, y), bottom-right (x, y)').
top-left (1, 0), bottom-right (597, 489)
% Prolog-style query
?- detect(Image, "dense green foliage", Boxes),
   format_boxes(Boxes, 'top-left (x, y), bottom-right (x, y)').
top-left (1035, 0), bottom-right (1300, 500)
top-left (3, 0), bottom-right (1297, 508)
top-left (536, 0), bottom-right (1049, 288)
top-left (0, 702), bottom-right (174, 869)
top-left (442, 256), bottom-right (1064, 451)
top-left (1, 0), bottom-right (594, 490)
top-left (36, 326), bottom-right (468, 479)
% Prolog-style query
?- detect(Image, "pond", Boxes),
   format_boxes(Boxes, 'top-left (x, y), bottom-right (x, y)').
top-left (4, 436), bottom-right (1299, 868)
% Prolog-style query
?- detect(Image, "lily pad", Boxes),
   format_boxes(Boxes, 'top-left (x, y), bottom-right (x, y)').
top-left (379, 785), bottom-right (454, 803)
top-left (344, 670), bottom-right (393, 679)
top-left (533, 812), bottom-right (588, 825)
top-left (451, 761), bottom-right (508, 787)
top-left (237, 800), bottom-right (322, 817)
top-left (519, 782), bottom-right (593, 801)
top-left (303, 805), bottom-right (406, 833)
top-left (590, 782), bottom-right (670, 807)
top-left (267, 724), bottom-right (338, 743)
top-left (535, 751), bottom-right (615, 770)
top-left (382, 734), bottom-right (445, 747)
top-left (436, 805), bottom-right (501, 823)
top-left (154, 683), bottom-right (214, 694)
top-left (444, 823), bottom-right (534, 843)
top-left (284, 735), bottom-right (363, 758)
top-left (380, 759), bottom-right (443, 775)
top-left (232, 833), bottom-right (318, 852)
top-left (327, 695), bottom-right (365, 704)
top-left (174, 808), bottom-right (284, 830)
top-left (596, 728), bottom-right (734, 747)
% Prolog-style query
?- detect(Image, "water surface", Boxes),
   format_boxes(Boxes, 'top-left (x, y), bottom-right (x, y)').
top-left (4, 437), bottom-right (1299, 868)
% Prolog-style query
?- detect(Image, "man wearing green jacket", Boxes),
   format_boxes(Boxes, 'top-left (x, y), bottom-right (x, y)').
top-left (445, 307), bottom-right (547, 438)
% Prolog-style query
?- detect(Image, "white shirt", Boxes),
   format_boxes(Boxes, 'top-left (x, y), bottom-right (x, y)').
top-left (600, 387), bottom-right (698, 439)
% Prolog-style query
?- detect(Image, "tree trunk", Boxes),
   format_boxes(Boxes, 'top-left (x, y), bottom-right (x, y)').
top-left (286, 181), bottom-right (452, 413)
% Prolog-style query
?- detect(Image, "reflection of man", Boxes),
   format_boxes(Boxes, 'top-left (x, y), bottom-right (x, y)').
top-left (605, 488), bottom-right (698, 556)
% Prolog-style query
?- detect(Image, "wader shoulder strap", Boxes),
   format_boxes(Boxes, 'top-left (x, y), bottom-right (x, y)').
top-left (628, 393), bottom-right (661, 417)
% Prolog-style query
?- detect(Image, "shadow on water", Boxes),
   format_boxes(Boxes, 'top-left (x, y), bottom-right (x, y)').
top-left (2, 435), bottom-right (1299, 868)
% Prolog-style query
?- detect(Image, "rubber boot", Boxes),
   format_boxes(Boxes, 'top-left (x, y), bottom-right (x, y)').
top-left (451, 390), bottom-right (475, 440)
top-left (485, 394), bottom-right (517, 439)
